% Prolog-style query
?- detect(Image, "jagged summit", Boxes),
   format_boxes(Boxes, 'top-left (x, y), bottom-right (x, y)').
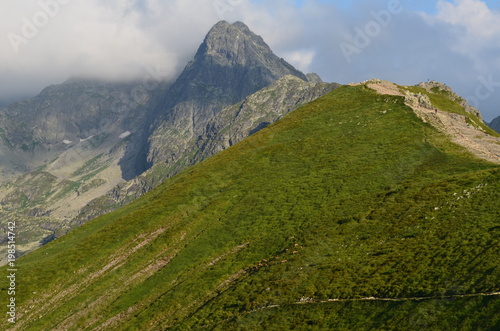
top-left (200, 21), bottom-right (268, 57)
top-left (167, 21), bottom-right (307, 106)
top-left (148, 21), bottom-right (309, 165)
top-left (198, 21), bottom-right (277, 67)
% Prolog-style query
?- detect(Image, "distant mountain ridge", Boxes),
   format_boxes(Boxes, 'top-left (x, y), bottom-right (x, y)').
top-left (0, 79), bottom-right (151, 148)
top-left (489, 115), bottom-right (500, 133)
top-left (0, 79), bottom-right (161, 179)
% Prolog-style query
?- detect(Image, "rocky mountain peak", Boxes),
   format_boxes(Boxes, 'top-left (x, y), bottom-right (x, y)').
top-left (167, 21), bottom-right (307, 106)
top-left (198, 21), bottom-right (272, 66)
top-left (147, 21), bottom-right (310, 168)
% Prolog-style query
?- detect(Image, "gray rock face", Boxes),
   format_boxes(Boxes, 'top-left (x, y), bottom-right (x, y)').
top-left (488, 116), bottom-right (500, 133)
top-left (147, 21), bottom-right (308, 166)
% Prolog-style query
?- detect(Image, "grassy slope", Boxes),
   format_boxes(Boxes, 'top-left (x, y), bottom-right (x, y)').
top-left (3, 85), bottom-right (499, 330)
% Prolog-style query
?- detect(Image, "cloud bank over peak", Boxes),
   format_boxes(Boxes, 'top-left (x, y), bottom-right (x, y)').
top-left (1, 0), bottom-right (224, 101)
top-left (0, 0), bottom-right (498, 121)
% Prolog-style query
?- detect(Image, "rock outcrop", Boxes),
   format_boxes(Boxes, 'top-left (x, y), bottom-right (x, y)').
top-left (416, 80), bottom-right (483, 120)
top-left (363, 79), bottom-right (500, 165)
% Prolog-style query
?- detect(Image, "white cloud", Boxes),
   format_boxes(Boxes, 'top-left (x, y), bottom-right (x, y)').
top-left (281, 50), bottom-right (316, 73)
top-left (425, 0), bottom-right (500, 65)
top-left (0, 0), bottom-right (230, 97)
top-left (416, 0), bottom-right (500, 120)
top-left (435, 0), bottom-right (500, 38)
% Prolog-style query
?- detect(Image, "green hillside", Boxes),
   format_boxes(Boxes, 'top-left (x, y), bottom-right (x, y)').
top-left (3, 84), bottom-right (499, 330)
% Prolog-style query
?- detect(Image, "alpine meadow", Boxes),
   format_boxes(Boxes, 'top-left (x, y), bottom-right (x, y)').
top-left (2, 81), bottom-right (499, 329)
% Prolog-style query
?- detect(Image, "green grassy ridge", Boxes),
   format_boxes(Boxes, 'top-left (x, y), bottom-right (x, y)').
top-left (3, 85), bottom-right (499, 329)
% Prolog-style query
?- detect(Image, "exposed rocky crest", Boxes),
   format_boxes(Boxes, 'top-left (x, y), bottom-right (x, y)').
top-left (416, 80), bottom-right (483, 120)
top-left (363, 79), bottom-right (500, 164)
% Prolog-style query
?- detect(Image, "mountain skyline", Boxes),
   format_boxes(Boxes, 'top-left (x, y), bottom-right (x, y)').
top-left (1, 0), bottom-right (500, 121)
top-left (1, 18), bottom-right (497, 270)
top-left (0, 18), bottom-right (499, 329)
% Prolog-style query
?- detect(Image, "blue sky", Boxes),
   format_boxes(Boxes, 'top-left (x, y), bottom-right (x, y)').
top-left (289, 0), bottom-right (500, 12)
top-left (1, 0), bottom-right (499, 120)
top-left (288, 0), bottom-right (440, 13)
